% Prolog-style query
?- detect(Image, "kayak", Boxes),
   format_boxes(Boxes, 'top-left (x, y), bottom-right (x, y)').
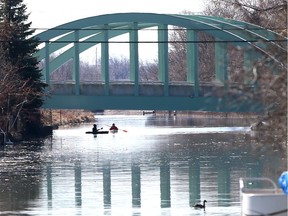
top-left (85, 131), bottom-right (109, 134)
top-left (110, 129), bottom-right (118, 134)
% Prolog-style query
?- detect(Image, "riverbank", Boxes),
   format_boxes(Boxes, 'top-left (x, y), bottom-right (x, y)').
top-left (41, 109), bottom-right (95, 128)
top-left (41, 109), bottom-right (259, 128)
top-left (104, 109), bottom-right (259, 118)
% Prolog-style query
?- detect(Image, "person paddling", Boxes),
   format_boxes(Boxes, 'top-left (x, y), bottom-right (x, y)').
top-left (109, 123), bottom-right (118, 132)
top-left (92, 124), bottom-right (98, 133)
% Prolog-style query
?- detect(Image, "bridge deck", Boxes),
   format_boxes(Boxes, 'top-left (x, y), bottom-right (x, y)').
top-left (43, 82), bottom-right (262, 112)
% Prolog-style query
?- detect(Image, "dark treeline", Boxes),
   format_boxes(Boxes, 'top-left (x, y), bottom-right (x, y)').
top-left (0, 0), bottom-right (47, 140)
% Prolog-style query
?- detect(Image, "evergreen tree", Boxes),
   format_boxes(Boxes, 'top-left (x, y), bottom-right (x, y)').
top-left (0, 0), bottom-right (47, 136)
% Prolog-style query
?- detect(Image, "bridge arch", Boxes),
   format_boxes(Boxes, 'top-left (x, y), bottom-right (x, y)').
top-left (35, 13), bottom-right (286, 111)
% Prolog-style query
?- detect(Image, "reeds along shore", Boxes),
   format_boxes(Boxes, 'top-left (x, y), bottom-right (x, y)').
top-left (41, 109), bottom-right (95, 128)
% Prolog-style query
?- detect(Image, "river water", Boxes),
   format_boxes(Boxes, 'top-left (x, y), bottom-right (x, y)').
top-left (0, 114), bottom-right (286, 216)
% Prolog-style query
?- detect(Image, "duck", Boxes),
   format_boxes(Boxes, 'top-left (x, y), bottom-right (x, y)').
top-left (193, 200), bottom-right (207, 209)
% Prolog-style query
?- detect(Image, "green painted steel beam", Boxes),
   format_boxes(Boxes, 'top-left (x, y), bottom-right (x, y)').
top-left (42, 29), bottom-right (128, 76)
top-left (158, 24), bottom-right (169, 96)
top-left (35, 13), bottom-right (286, 84)
top-left (215, 41), bottom-right (228, 83)
top-left (36, 29), bottom-right (100, 60)
top-left (33, 13), bottom-right (284, 113)
top-left (40, 24), bottom-right (156, 78)
top-left (197, 15), bottom-right (286, 49)
top-left (129, 22), bottom-right (139, 96)
top-left (186, 30), bottom-right (199, 97)
top-left (35, 13), bottom-right (285, 64)
top-left (41, 95), bottom-right (263, 112)
top-left (36, 23), bottom-right (155, 61)
top-left (101, 25), bottom-right (109, 95)
top-left (44, 42), bottom-right (50, 85)
top-left (244, 48), bottom-right (256, 84)
top-left (36, 13), bottom-right (254, 46)
top-left (73, 30), bottom-right (80, 95)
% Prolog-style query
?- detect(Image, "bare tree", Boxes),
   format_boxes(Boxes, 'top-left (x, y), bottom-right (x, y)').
top-left (203, 0), bottom-right (287, 40)
top-left (202, 0), bottom-right (287, 136)
top-left (168, 19), bottom-right (216, 82)
top-left (139, 60), bottom-right (158, 82)
top-left (0, 49), bottom-right (35, 132)
top-left (109, 56), bottom-right (130, 81)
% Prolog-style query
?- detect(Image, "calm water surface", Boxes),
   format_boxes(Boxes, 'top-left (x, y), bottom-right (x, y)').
top-left (0, 114), bottom-right (286, 216)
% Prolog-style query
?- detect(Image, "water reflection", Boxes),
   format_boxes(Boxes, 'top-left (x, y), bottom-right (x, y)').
top-left (47, 162), bottom-right (53, 208)
top-left (0, 115), bottom-right (286, 216)
top-left (160, 155), bottom-right (171, 208)
top-left (103, 161), bottom-right (111, 208)
top-left (217, 160), bottom-right (231, 207)
top-left (75, 161), bottom-right (82, 207)
top-left (131, 162), bottom-right (141, 208)
top-left (0, 144), bottom-right (42, 213)
top-left (41, 146), bottom-right (264, 211)
top-left (189, 158), bottom-right (200, 207)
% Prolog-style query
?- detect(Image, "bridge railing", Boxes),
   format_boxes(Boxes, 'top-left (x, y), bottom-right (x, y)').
top-left (47, 80), bottom-right (255, 98)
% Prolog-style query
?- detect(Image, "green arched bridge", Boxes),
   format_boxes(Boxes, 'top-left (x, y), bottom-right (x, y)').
top-left (35, 13), bottom-right (286, 112)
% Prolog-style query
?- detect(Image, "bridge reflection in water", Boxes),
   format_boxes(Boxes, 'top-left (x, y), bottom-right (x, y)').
top-left (44, 156), bottom-right (261, 210)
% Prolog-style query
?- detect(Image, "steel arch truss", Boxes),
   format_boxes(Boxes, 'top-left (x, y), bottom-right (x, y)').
top-left (35, 13), bottom-right (287, 111)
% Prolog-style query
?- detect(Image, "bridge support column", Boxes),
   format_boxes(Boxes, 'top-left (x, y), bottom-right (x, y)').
top-left (44, 42), bottom-right (50, 88)
top-left (215, 41), bottom-right (228, 83)
top-left (158, 24), bottom-right (169, 96)
top-left (73, 30), bottom-right (80, 95)
top-left (243, 48), bottom-right (257, 85)
top-left (129, 22), bottom-right (139, 96)
top-left (187, 30), bottom-right (199, 97)
top-left (101, 25), bottom-right (110, 96)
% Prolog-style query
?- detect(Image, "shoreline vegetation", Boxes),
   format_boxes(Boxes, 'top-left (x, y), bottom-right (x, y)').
top-left (41, 109), bottom-right (95, 128)
top-left (40, 109), bottom-right (287, 155)
top-left (2, 109), bottom-right (285, 148)
top-left (41, 109), bottom-right (259, 129)
top-left (41, 110), bottom-right (285, 138)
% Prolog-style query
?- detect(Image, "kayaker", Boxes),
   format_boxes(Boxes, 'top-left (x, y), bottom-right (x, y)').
top-left (92, 124), bottom-right (97, 133)
top-left (109, 123), bottom-right (118, 131)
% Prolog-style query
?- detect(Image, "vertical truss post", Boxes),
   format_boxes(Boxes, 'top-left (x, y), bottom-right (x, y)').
top-left (45, 42), bottom-right (50, 89)
top-left (73, 30), bottom-right (80, 95)
top-left (101, 25), bottom-right (110, 96)
top-left (158, 24), bottom-right (169, 96)
top-left (215, 41), bottom-right (228, 83)
top-left (129, 22), bottom-right (139, 96)
top-left (243, 48), bottom-right (257, 85)
top-left (187, 30), bottom-right (199, 97)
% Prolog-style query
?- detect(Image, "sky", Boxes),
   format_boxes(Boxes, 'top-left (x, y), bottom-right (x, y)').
top-left (23, 0), bottom-right (205, 62)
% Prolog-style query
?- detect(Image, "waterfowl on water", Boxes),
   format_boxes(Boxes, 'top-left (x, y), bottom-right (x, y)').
top-left (193, 200), bottom-right (207, 209)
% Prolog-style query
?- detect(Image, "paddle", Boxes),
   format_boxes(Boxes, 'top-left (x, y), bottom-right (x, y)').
top-left (97, 127), bottom-right (103, 131)
top-left (119, 128), bottom-right (128, 133)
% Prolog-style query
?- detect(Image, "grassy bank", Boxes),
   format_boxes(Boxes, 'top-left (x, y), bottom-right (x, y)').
top-left (41, 109), bottom-right (95, 128)
top-left (41, 109), bottom-right (259, 128)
